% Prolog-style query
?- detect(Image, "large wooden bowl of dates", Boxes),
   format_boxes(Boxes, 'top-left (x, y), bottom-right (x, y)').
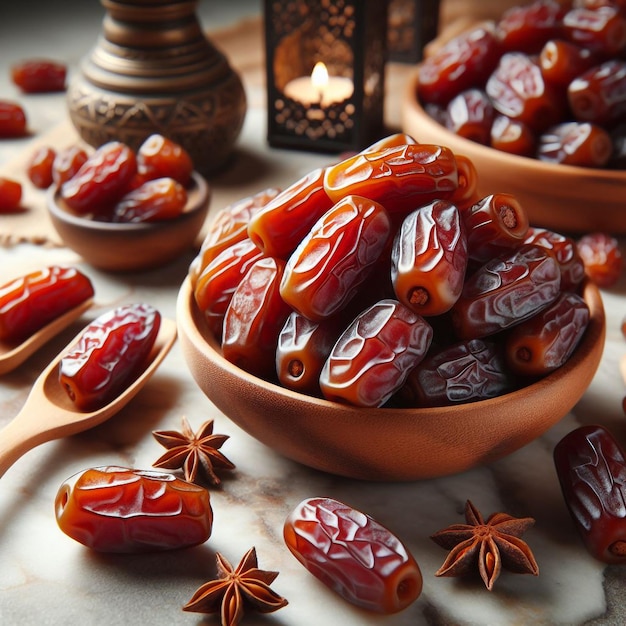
top-left (177, 132), bottom-right (606, 481)
top-left (402, 0), bottom-right (626, 234)
top-left (46, 135), bottom-right (210, 272)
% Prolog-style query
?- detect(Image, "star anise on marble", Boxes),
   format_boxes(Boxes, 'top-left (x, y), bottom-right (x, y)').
top-left (430, 499), bottom-right (539, 590)
top-left (182, 546), bottom-right (288, 625)
top-left (152, 416), bottom-right (235, 485)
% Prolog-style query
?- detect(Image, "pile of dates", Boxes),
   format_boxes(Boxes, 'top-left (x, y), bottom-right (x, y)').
top-left (31, 134), bottom-right (194, 223)
top-left (417, 0), bottom-right (626, 168)
top-left (189, 132), bottom-right (591, 409)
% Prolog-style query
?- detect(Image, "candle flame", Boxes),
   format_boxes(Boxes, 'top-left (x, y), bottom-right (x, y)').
top-left (311, 62), bottom-right (329, 90)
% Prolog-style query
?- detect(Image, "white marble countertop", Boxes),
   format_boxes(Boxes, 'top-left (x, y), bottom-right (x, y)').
top-left (2, 2), bottom-right (626, 625)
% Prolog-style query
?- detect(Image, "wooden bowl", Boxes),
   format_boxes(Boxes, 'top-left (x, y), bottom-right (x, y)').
top-left (176, 276), bottom-right (606, 482)
top-left (47, 172), bottom-right (210, 272)
top-left (402, 67), bottom-right (626, 235)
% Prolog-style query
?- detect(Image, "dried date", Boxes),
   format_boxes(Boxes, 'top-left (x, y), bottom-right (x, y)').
top-left (59, 303), bottom-right (161, 411)
top-left (554, 424), bottom-right (626, 563)
top-left (396, 338), bottom-right (512, 407)
top-left (0, 177), bottom-right (23, 213)
top-left (55, 466), bottom-right (213, 553)
top-left (284, 497), bottom-right (422, 613)
top-left (11, 58), bottom-right (66, 93)
top-left (319, 299), bottom-right (433, 407)
top-left (0, 101), bottom-right (27, 138)
top-left (391, 200), bottom-right (468, 316)
top-left (505, 292), bottom-right (589, 376)
top-left (451, 244), bottom-right (561, 339)
top-left (537, 122), bottom-right (612, 167)
top-left (280, 194), bottom-right (391, 321)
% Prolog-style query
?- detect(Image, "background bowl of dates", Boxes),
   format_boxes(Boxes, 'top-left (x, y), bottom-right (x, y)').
top-left (402, 68), bottom-right (626, 236)
top-left (176, 275), bottom-right (605, 482)
top-left (401, 1), bottom-right (626, 236)
top-left (47, 171), bottom-right (210, 272)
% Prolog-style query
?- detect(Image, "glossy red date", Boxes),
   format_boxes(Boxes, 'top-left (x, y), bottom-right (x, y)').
top-left (554, 424), bottom-right (626, 563)
top-left (280, 194), bottom-right (391, 322)
top-left (55, 466), bottom-right (213, 553)
top-left (221, 257), bottom-right (292, 378)
top-left (319, 299), bottom-right (433, 407)
top-left (0, 266), bottom-right (94, 342)
top-left (391, 200), bottom-right (468, 316)
top-left (247, 168), bottom-right (334, 259)
top-left (11, 58), bottom-right (66, 93)
top-left (324, 144), bottom-right (459, 216)
top-left (284, 497), bottom-right (422, 614)
top-left (59, 303), bottom-right (161, 411)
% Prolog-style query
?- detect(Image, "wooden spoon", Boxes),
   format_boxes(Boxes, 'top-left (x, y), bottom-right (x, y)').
top-left (0, 299), bottom-right (94, 375)
top-left (0, 317), bottom-right (177, 478)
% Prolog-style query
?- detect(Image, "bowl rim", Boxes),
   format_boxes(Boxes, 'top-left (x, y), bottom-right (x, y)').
top-left (47, 170), bottom-right (210, 232)
top-left (403, 66), bottom-right (626, 185)
top-left (177, 274), bottom-right (606, 418)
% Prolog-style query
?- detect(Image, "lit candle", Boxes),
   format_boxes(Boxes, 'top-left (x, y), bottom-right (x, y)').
top-left (284, 62), bottom-right (354, 107)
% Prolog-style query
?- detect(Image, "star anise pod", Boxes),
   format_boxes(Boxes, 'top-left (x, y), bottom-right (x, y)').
top-left (431, 499), bottom-right (539, 590)
top-left (152, 416), bottom-right (235, 485)
top-left (183, 546), bottom-right (288, 625)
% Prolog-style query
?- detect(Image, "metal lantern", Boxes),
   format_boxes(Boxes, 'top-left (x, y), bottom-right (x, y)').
top-left (264, 0), bottom-right (388, 153)
top-left (387, 0), bottom-right (441, 63)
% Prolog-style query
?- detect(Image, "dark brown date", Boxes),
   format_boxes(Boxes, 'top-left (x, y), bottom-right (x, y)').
top-left (554, 424), bottom-right (626, 564)
top-left (462, 193), bottom-right (529, 263)
top-left (505, 292), bottom-right (589, 376)
top-left (319, 299), bottom-right (433, 407)
top-left (563, 6), bottom-right (626, 56)
top-left (445, 89), bottom-right (495, 145)
top-left (391, 200), bottom-right (468, 317)
top-left (396, 338), bottom-right (512, 407)
top-left (490, 115), bottom-right (536, 157)
top-left (450, 244), bottom-right (561, 339)
top-left (523, 227), bottom-right (586, 291)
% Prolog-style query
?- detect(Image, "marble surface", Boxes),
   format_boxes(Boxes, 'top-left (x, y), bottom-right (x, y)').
top-left (2, 2), bottom-right (626, 625)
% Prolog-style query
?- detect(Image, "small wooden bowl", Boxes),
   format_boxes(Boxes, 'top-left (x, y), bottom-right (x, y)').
top-left (176, 276), bottom-right (606, 482)
top-left (47, 172), bottom-right (210, 272)
top-left (402, 67), bottom-right (626, 235)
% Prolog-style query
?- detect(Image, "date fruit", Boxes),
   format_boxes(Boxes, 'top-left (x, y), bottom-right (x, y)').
top-left (284, 497), bottom-right (422, 614)
top-left (554, 424), bottom-right (626, 563)
top-left (0, 266), bottom-right (94, 342)
top-left (11, 58), bottom-right (66, 93)
top-left (0, 101), bottom-right (27, 138)
top-left (280, 194), bottom-right (391, 321)
top-left (55, 466), bottom-right (213, 553)
top-left (319, 299), bottom-right (433, 407)
top-left (59, 303), bottom-right (160, 411)
top-left (0, 177), bottom-right (23, 213)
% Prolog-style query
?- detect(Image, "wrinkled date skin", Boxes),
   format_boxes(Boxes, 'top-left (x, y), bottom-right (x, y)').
top-left (0, 266), bottom-right (94, 342)
top-left (554, 425), bottom-right (626, 564)
top-left (11, 58), bottom-right (66, 93)
top-left (505, 292), bottom-right (589, 377)
top-left (59, 303), bottom-right (161, 411)
top-left (193, 239), bottom-right (265, 338)
top-left (486, 52), bottom-right (564, 132)
top-left (463, 193), bottom-right (530, 262)
top-left (284, 497), bottom-right (423, 614)
top-left (391, 200), bottom-right (468, 317)
top-left (396, 338), bottom-right (512, 407)
top-left (111, 177), bottom-right (187, 223)
top-left (55, 466), bottom-right (213, 553)
top-left (247, 168), bottom-right (334, 259)
top-left (276, 312), bottom-right (342, 396)
top-left (280, 194), bottom-right (392, 322)
top-left (523, 227), bottom-right (585, 291)
top-left (451, 244), bottom-right (561, 339)
top-left (60, 141), bottom-right (137, 214)
top-left (191, 187), bottom-right (281, 284)
top-left (323, 144), bottom-right (459, 215)
top-left (320, 299), bottom-right (433, 407)
top-left (136, 133), bottom-right (194, 187)
top-left (222, 257), bottom-right (292, 379)
top-left (537, 121), bottom-right (612, 167)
